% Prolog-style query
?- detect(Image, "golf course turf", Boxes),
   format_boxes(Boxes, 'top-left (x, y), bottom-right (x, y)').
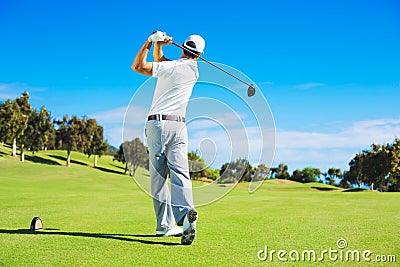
top-left (0, 146), bottom-right (399, 266)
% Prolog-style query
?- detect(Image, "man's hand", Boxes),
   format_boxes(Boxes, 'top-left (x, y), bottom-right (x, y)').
top-left (153, 32), bottom-right (172, 62)
top-left (148, 31), bottom-right (165, 42)
top-left (148, 31), bottom-right (169, 42)
top-left (157, 36), bottom-right (172, 46)
top-left (148, 31), bottom-right (172, 45)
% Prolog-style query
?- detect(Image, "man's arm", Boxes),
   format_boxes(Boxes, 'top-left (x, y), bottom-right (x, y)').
top-left (131, 40), bottom-right (153, 76)
top-left (153, 36), bottom-right (172, 62)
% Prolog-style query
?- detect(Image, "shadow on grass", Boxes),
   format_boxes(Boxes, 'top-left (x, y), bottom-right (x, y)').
top-left (343, 188), bottom-right (367, 192)
top-left (0, 229), bottom-right (180, 246)
top-left (310, 186), bottom-right (338, 191)
top-left (94, 166), bottom-right (124, 175)
top-left (48, 155), bottom-right (89, 166)
top-left (110, 163), bottom-right (126, 170)
top-left (25, 155), bottom-right (61, 166)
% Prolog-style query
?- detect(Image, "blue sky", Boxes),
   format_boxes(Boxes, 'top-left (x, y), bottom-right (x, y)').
top-left (1, 0), bottom-right (399, 172)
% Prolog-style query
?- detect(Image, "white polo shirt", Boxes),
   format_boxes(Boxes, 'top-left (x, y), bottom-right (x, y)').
top-left (149, 58), bottom-right (198, 117)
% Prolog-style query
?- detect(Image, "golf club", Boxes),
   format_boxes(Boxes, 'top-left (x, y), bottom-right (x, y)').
top-left (171, 42), bottom-right (256, 97)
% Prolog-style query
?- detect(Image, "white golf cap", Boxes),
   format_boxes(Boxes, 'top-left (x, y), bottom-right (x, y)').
top-left (184, 34), bottom-right (205, 53)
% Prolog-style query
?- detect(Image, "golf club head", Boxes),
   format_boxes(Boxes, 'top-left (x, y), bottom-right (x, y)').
top-left (247, 84), bottom-right (256, 97)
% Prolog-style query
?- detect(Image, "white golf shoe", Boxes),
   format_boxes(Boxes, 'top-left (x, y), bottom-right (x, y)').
top-left (156, 227), bottom-right (183, 237)
top-left (181, 209), bottom-right (197, 245)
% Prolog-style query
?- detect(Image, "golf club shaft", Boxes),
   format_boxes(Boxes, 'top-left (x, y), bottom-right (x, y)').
top-left (171, 42), bottom-right (253, 88)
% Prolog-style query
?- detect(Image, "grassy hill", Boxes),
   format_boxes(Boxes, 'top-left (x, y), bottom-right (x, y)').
top-left (0, 146), bottom-right (399, 266)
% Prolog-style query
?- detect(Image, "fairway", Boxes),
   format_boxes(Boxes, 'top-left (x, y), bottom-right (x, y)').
top-left (0, 148), bottom-right (399, 266)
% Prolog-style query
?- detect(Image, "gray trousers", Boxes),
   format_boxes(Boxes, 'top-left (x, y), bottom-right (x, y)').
top-left (145, 120), bottom-right (194, 231)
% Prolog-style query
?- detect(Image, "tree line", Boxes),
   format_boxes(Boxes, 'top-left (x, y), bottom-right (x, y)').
top-left (2, 92), bottom-right (399, 192)
top-left (112, 137), bottom-right (400, 192)
top-left (216, 138), bottom-right (400, 192)
top-left (345, 139), bottom-right (400, 192)
top-left (113, 138), bottom-right (149, 176)
top-left (0, 92), bottom-right (108, 167)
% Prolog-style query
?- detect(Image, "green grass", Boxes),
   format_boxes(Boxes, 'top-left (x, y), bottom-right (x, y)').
top-left (0, 146), bottom-right (399, 266)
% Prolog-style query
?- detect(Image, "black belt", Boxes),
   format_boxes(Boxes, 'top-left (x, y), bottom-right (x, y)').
top-left (147, 114), bottom-right (185, 122)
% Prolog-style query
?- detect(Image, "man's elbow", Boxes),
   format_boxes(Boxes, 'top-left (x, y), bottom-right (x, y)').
top-left (131, 63), bottom-right (140, 72)
top-left (131, 63), bottom-right (152, 76)
top-left (132, 65), bottom-right (146, 74)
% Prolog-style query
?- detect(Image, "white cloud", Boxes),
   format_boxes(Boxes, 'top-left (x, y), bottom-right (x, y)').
top-left (0, 93), bottom-right (19, 100)
top-left (277, 118), bottom-right (400, 149)
top-left (274, 118), bottom-right (400, 171)
top-left (0, 83), bottom-right (26, 100)
top-left (91, 107), bottom-right (127, 123)
top-left (188, 124), bottom-right (275, 169)
top-left (293, 82), bottom-right (325, 90)
top-left (91, 106), bottom-right (149, 146)
top-left (186, 112), bottom-right (248, 131)
top-left (0, 82), bottom-right (46, 101)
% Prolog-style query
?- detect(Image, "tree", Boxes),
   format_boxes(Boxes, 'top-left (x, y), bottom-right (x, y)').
top-left (387, 138), bottom-right (400, 191)
top-left (188, 151), bottom-right (207, 179)
top-left (81, 118), bottom-right (108, 167)
top-left (302, 167), bottom-right (321, 183)
top-left (253, 164), bottom-right (270, 181)
top-left (24, 107), bottom-right (55, 153)
top-left (1, 95), bottom-right (54, 155)
top-left (218, 159), bottom-right (253, 183)
top-left (291, 169), bottom-right (302, 182)
top-left (55, 115), bottom-right (83, 167)
top-left (272, 163), bottom-right (290, 179)
top-left (15, 92), bottom-right (32, 162)
top-left (106, 145), bottom-right (119, 156)
top-left (113, 143), bottom-right (127, 174)
top-left (346, 140), bottom-right (400, 192)
top-left (241, 160), bottom-right (254, 182)
top-left (346, 152), bottom-right (365, 188)
top-left (0, 99), bottom-right (13, 148)
top-left (290, 167), bottom-right (321, 183)
top-left (353, 144), bottom-right (391, 191)
top-left (9, 101), bottom-right (22, 157)
top-left (325, 168), bottom-right (343, 185)
top-left (205, 168), bottom-right (219, 180)
top-left (338, 178), bottom-right (351, 189)
top-left (90, 125), bottom-right (108, 167)
top-left (0, 96), bottom-right (29, 158)
top-left (122, 138), bottom-right (148, 176)
top-left (365, 144), bottom-right (391, 191)
top-left (269, 167), bottom-right (278, 179)
top-left (219, 162), bottom-right (233, 183)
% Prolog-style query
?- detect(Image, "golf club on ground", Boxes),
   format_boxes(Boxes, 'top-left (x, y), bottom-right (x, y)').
top-left (172, 42), bottom-right (256, 97)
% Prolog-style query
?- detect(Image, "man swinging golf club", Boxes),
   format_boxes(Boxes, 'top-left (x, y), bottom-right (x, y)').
top-left (132, 31), bottom-right (204, 245)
